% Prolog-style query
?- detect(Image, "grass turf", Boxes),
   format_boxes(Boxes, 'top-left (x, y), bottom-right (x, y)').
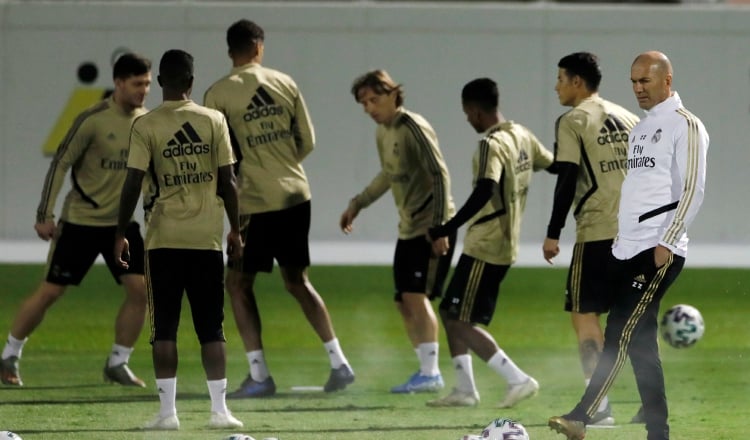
top-left (0, 265), bottom-right (748, 439)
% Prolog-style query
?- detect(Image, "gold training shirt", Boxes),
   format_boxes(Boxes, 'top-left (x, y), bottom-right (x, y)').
top-left (555, 96), bottom-right (639, 242)
top-left (37, 97), bottom-right (147, 225)
top-left (204, 62), bottom-right (314, 215)
top-left (353, 108), bottom-right (455, 239)
top-left (463, 121), bottom-right (553, 265)
top-left (128, 100), bottom-right (235, 251)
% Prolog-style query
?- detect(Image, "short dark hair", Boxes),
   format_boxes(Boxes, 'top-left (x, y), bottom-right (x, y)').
top-left (158, 49), bottom-right (194, 90)
top-left (112, 53), bottom-right (151, 80)
top-left (227, 19), bottom-right (265, 55)
top-left (461, 78), bottom-right (499, 112)
top-left (558, 52), bottom-right (602, 92)
top-left (350, 69), bottom-right (404, 107)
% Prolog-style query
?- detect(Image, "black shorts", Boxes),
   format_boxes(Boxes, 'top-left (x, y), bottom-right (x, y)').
top-left (439, 254), bottom-right (509, 325)
top-left (392, 230), bottom-right (456, 301)
top-left (146, 248), bottom-right (226, 345)
top-left (46, 221), bottom-right (144, 286)
top-left (230, 201), bottom-right (312, 273)
top-left (564, 239), bottom-right (615, 314)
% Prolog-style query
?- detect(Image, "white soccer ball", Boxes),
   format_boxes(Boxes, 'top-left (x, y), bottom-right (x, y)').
top-left (223, 435), bottom-right (255, 440)
top-left (480, 418), bottom-right (530, 440)
top-left (0, 432), bottom-right (22, 440)
top-left (660, 304), bottom-right (705, 348)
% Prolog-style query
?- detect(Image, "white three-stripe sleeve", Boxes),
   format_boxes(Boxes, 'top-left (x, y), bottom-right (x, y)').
top-left (661, 110), bottom-right (709, 248)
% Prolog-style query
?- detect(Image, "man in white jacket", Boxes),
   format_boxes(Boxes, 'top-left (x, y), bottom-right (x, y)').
top-left (549, 51), bottom-right (709, 440)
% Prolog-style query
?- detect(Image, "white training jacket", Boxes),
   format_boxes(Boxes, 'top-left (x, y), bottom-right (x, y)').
top-left (613, 92), bottom-right (709, 260)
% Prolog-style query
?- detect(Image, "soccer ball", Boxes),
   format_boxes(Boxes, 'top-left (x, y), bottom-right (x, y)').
top-left (660, 304), bottom-right (705, 348)
top-left (223, 435), bottom-right (255, 440)
top-left (0, 432), bottom-right (22, 440)
top-left (478, 418), bottom-right (529, 440)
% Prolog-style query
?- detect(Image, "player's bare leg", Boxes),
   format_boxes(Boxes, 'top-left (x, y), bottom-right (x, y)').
top-left (280, 266), bottom-right (334, 342)
top-left (397, 292), bottom-right (438, 347)
top-left (9, 282), bottom-right (66, 339)
top-left (281, 266), bottom-right (354, 392)
top-left (391, 293), bottom-right (443, 393)
top-left (451, 319), bottom-right (537, 408)
top-left (104, 273), bottom-right (147, 387)
top-left (426, 311), bottom-right (479, 406)
top-left (1, 282), bottom-right (66, 385)
top-left (572, 312), bottom-right (613, 424)
top-left (225, 270), bottom-right (278, 398)
top-left (115, 274), bottom-right (147, 347)
top-left (226, 270), bottom-right (262, 351)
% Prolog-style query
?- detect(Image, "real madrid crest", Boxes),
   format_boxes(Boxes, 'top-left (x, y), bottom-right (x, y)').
top-left (651, 128), bottom-right (662, 144)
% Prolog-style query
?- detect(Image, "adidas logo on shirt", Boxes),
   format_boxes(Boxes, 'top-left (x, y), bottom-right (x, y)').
top-left (597, 115), bottom-right (631, 145)
top-left (163, 122), bottom-right (210, 158)
top-left (243, 86), bottom-right (284, 121)
top-left (515, 148), bottom-right (531, 172)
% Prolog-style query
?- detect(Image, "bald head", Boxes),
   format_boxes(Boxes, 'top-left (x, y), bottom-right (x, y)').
top-left (630, 51), bottom-right (673, 110)
top-left (633, 51), bottom-right (673, 76)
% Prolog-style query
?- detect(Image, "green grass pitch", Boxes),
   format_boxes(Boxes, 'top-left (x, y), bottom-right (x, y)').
top-left (0, 264), bottom-right (748, 439)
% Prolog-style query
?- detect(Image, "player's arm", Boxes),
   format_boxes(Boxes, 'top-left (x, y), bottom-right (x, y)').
top-left (115, 119), bottom-right (150, 268)
top-left (34, 112), bottom-right (94, 239)
top-left (340, 170), bottom-right (390, 234)
top-left (658, 117), bottom-right (709, 257)
top-left (530, 132), bottom-right (556, 172)
top-left (546, 162), bottom-right (579, 241)
top-left (218, 164), bottom-right (242, 259)
top-left (543, 115), bottom-right (581, 263)
top-left (407, 120), bottom-right (451, 228)
top-left (215, 115), bottom-right (243, 258)
top-left (291, 88), bottom-right (315, 161)
top-left (115, 167), bottom-right (145, 268)
top-left (429, 178), bottom-right (495, 239)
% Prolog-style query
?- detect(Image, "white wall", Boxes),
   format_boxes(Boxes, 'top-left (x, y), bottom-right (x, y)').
top-left (1, 2), bottom-right (748, 251)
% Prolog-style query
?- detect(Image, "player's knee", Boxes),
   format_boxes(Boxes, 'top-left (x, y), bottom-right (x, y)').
top-left (196, 326), bottom-right (226, 345)
top-left (36, 283), bottom-right (67, 304)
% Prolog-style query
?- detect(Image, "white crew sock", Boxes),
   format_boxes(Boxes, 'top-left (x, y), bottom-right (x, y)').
top-left (487, 349), bottom-right (528, 385)
top-left (324, 338), bottom-right (348, 369)
top-left (418, 342), bottom-right (440, 376)
top-left (108, 344), bottom-right (134, 367)
top-left (207, 378), bottom-right (229, 414)
top-left (453, 354), bottom-right (476, 393)
top-left (155, 377), bottom-right (177, 417)
top-left (247, 350), bottom-right (270, 382)
top-left (2, 334), bottom-right (27, 359)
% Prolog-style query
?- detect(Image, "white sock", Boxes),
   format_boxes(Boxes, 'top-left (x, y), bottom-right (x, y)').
top-left (323, 338), bottom-right (348, 369)
top-left (207, 378), bottom-right (229, 414)
top-left (2, 334), bottom-right (27, 359)
top-left (108, 344), bottom-right (134, 367)
top-left (586, 379), bottom-right (610, 411)
top-left (487, 349), bottom-right (528, 385)
top-left (155, 377), bottom-right (177, 417)
top-left (453, 354), bottom-right (476, 393)
top-left (418, 342), bottom-right (440, 376)
top-left (247, 350), bottom-right (270, 382)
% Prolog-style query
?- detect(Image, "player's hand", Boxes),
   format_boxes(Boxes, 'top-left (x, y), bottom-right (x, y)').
top-left (654, 244), bottom-right (672, 268)
top-left (226, 230), bottom-right (243, 260)
top-left (543, 237), bottom-right (560, 265)
top-left (431, 236), bottom-right (450, 257)
top-left (339, 207), bottom-right (359, 234)
top-left (34, 220), bottom-right (56, 241)
top-left (114, 236), bottom-right (130, 269)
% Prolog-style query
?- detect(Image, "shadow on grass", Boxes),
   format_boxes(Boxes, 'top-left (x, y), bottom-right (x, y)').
top-left (0, 392), bottom-right (215, 406)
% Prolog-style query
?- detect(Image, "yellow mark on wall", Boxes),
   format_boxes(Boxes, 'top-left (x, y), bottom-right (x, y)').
top-left (42, 87), bottom-right (110, 156)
